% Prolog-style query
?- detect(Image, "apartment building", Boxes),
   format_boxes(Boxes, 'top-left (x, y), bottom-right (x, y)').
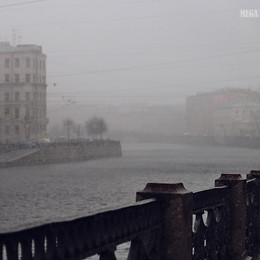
top-left (186, 88), bottom-right (260, 137)
top-left (0, 42), bottom-right (47, 143)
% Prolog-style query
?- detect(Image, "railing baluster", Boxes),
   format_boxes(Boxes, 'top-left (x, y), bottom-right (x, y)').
top-left (21, 236), bottom-right (33, 260)
top-left (220, 206), bottom-right (231, 259)
top-left (205, 209), bottom-right (217, 260)
top-left (33, 232), bottom-right (45, 260)
top-left (99, 249), bottom-right (117, 260)
top-left (56, 228), bottom-right (67, 259)
top-left (45, 229), bottom-right (57, 260)
top-left (5, 239), bottom-right (18, 260)
top-left (0, 241), bottom-right (3, 260)
top-left (128, 238), bottom-right (150, 260)
top-left (193, 213), bottom-right (205, 260)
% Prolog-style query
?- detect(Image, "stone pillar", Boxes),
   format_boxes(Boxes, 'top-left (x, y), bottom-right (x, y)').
top-left (247, 170), bottom-right (260, 259)
top-left (136, 183), bottom-right (193, 260)
top-left (215, 173), bottom-right (247, 260)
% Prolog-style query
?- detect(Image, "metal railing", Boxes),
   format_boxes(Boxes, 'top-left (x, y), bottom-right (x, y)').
top-left (0, 199), bottom-right (162, 260)
top-left (1, 171), bottom-right (260, 260)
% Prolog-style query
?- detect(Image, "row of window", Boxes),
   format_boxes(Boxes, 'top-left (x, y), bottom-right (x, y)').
top-left (4, 92), bottom-right (46, 102)
top-left (4, 107), bottom-right (46, 120)
top-left (4, 124), bottom-right (45, 135)
top-left (4, 57), bottom-right (45, 70)
top-left (5, 107), bottom-right (20, 119)
top-left (4, 73), bottom-right (46, 84)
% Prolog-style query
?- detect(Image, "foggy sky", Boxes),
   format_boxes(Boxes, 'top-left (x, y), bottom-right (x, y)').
top-left (1, 0), bottom-right (260, 107)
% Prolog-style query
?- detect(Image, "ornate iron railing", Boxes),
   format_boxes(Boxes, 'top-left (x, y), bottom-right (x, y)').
top-left (246, 178), bottom-right (259, 256)
top-left (192, 186), bottom-right (231, 260)
top-left (2, 173), bottom-right (260, 260)
top-left (0, 199), bottom-right (162, 260)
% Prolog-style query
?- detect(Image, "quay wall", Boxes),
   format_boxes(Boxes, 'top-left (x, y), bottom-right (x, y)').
top-left (170, 135), bottom-right (260, 148)
top-left (0, 140), bottom-right (122, 168)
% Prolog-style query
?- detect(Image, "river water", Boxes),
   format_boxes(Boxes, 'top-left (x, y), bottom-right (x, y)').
top-left (0, 143), bottom-right (259, 258)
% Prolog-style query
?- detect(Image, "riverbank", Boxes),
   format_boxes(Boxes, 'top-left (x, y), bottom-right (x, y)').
top-left (0, 140), bottom-right (122, 168)
top-left (171, 135), bottom-right (260, 149)
top-left (108, 131), bottom-right (260, 149)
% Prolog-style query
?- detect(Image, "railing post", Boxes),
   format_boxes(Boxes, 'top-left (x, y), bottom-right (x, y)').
top-left (215, 173), bottom-right (247, 260)
top-left (136, 183), bottom-right (193, 260)
top-left (247, 170), bottom-right (260, 259)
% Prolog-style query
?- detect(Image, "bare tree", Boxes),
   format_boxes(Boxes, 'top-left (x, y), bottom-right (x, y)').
top-left (63, 118), bottom-right (75, 144)
top-left (74, 124), bottom-right (82, 141)
top-left (85, 116), bottom-right (108, 140)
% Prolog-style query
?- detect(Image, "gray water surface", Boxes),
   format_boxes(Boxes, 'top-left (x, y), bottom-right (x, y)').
top-left (0, 143), bottom-right (259, 232)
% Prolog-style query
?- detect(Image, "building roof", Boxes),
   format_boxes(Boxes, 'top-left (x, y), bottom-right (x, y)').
top-left (0, 42), bottom-right (16, 53)
top-left (0, 42), bottom-right (43, 54)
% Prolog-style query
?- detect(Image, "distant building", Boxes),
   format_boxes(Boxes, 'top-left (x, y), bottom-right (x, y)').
top-left (213, 102), bottom-right (260, 137)
top-left (0, 42), bottom-right (47, 143)
top-left (186, 88), bottom-right (260, 137)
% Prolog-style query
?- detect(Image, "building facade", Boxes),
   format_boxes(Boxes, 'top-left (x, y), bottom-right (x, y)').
top-left (0, 42), bottom-right (47, 144)
top-left (186, 88), bottom-right (260, 137)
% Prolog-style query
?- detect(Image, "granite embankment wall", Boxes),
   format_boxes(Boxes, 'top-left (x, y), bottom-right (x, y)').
top-left (0, 140), bottom-right (122, 168)
top-left (171, 135), bottom-right (260, 148)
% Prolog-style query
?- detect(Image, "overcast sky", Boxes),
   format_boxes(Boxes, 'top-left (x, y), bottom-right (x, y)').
top-left (1, 0), bottom-right (260, 106)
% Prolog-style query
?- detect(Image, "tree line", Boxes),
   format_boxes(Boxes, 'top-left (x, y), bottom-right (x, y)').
top-left (62, 116), bottom-right (108, 143)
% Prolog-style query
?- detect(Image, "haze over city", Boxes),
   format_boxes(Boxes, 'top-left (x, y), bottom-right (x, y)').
top-left (1, 0), bottom-right (260, 136)
top-left (1, 0), bottom-right (260, 102)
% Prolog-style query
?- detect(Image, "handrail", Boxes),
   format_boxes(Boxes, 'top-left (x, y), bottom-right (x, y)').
top-left (0, 199), bottom-right (162, 260)
top-left (193, 185), bottom-right (230, 213)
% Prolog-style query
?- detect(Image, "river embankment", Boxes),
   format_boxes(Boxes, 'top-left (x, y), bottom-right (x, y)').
top-left (0, 140), bottom-right (122, 168)
top-left (171, 135), bottom-right (260, 149)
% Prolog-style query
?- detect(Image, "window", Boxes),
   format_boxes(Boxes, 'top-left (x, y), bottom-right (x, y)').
top-left (40, 60), bottom-right (42, 69)
top-left (33, 59), bottom-right (36, 68)
top-left (33, 74), bottom-right (36, 82)
top-left (5, 93), bottom-right (9, 102)
top-left (5, 58), bottom-right (10, 68)
top-left (15, 92), bottom-right (19, 101)
top-left (33, 92), bottom-right (37, 101)
top-left (15, 108), bottom-right (19, 119)
top-left (26, 57), bottom-right (30, 67)
top-left (26, 74), bottom-right (30, 82)
top-left (15, 58), bottom-right (20, 68)
top-left (33, 108), bottom-right (37, 118)
top-left (25, 107), bottom-right (30, 119)
top-left (5, 108), bottom-right (10, 119)
top-left (5, 126), bottom-right (10, 135)
top-left (15, 125), bottom-right (19, 135)
top-left (15, 73), bottom-right (20, 82)
top-left (5, 74), bottom-right (10, 82)
top-left (25, 92), bottom-right (30, 101)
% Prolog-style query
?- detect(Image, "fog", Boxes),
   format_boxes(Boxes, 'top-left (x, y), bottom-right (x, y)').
top-left (1, 0), bottom-right (260, 136)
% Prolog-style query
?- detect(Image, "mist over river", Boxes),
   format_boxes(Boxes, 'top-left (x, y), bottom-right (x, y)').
top-left (0, 143), bottom-right (259, 232)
